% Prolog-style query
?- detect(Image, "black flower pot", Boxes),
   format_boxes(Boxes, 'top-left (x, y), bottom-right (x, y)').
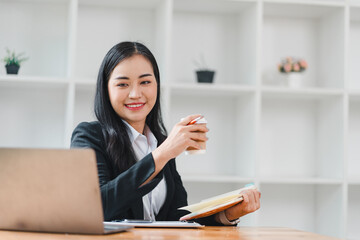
top-left (196, 70), bottom-right (215, 83)
top-left (5, 64), bottom-right (20, 74)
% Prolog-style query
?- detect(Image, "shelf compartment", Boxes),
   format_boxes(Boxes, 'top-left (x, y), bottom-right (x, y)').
top-left (170, 91), bottom-right (257, 178)
top-left (262, 2), bottom-right (345, 88)
top-left (261, 86), bottom-right (343, 99)
top-left (348, 97), bottom-right (360, 179)
top-left (348, 7), bottom-right (360, 89)
top-left (0, 83), bottom-right (67, 148)
top-left (260, 94), bottom-right (344, 179)
top-left (73, 84), bottom-right (97, 129)
top-left (75, 0), bottom-right (168, 79)
top-left (347, 185), bottom-right (360, 240)
top-left (0, 0), bottom-right (69, 77)
top-left (167, 83), bottom-right (256, 96)
top-left (0, 75), bottom-right (69, 88)
top-left (171, 0), bottom-right (258, 85)
top-left (259, 177), bottom-right (343, 184)
top-left (258, 183), bottom-right (343, 238)
top-left (350, 1), bottom-right (360, 7)
top-left (263, 0), bottom-right (345, 6)
top-left (182, 175), bottom-right (255, 183)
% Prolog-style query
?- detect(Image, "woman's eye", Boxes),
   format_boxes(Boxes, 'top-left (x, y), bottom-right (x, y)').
top-left (117, 83), bottom-right (128, 87)
top-left (141, 80), bottom-right (151, 85)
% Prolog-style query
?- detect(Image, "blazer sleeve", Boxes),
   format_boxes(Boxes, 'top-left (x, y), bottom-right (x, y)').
top-left (70, 122), bottom-right (164, 220)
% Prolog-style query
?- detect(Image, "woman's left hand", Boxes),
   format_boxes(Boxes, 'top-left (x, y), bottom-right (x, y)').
top-left (224, 189), bottom-right (261, 221)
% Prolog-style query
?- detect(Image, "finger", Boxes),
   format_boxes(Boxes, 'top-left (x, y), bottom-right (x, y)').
top-left (187, 139), bottom-right (202, 150)
top-left (247, 190), bottom-right (256, 206)
top-left (241, 191), bottom-right (249, 204)
top-left (189, 132), bottom-right (208, 142)
top-left (242, 190), bottom-right (256, 212)
top-left (179, 114), bottom-right (203, 126)
top-left (185, 124), bottom-right (209, 133)
top-left (256, 191), bottom-right (261, 209)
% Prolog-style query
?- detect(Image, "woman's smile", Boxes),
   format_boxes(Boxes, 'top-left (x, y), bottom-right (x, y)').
top-left (125, 102), bottom-right (146, 110)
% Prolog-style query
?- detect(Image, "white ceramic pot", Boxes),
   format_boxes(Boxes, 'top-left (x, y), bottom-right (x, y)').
top-left (286, 72), bottom-right (303, 88)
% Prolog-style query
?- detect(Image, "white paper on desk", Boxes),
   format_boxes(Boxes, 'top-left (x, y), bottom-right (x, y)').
top-left (104, 221), bottom-right (204, 228)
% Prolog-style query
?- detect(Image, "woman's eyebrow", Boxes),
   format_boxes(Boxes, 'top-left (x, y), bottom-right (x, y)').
top-left (139, 73), bottom-right (152, 78)
top-left (114, 76), bottom-right (129, 80)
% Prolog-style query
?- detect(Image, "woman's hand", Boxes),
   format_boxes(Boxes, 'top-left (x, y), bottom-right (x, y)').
top-left (223, 189), bottom-right (261, 221)
top-left (152, 114), bottom-right (208, 164)
top-left (143, 114), bottom-right (207, 187)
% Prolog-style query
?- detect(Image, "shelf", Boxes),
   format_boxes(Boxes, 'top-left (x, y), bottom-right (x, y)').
top-left (181, 175), bottom-right (254, 183)
top-left (348, 90), bottom-right (360, 99)
top-left (78, 0), bottom-right (162, 8)
top-left (262, 2), bottom-right (345, 88)
top-left (347, 185), bottom-right (360, 240)
top-left (348, 179), bottom-right (360, 185)
top-left (171, 0), bottom-right (258, 85)
top-left (0, 75), bottom-right (69, 88)
top-left (0, 0), bottom-right (69, 77)
top-left (260, 94), bottom-right (344, 179)
top-left (261, 86), bottom-right (344, 99)
top-left (259, 178), bottom-right (343, 185)
top-left (173, 0), bottom-right (256, 13)
top-left (172, 93), bottom-right (257, 178)
top-left (263, 0), bottom-right (345, 7)
top-left (349, 1), bottom-right (360, 8)
top-left (73, 84), bottom-right (97, 129)
top-left (258, 183), bottom-right (343, 238)
top-left (75, 0), bottom-right (168, 79)
top-left (348, 99), bottom-right (360, 179)
top-left (167, 83), bottom-right (256, 96)
top-left (348, 7), bottom-right (360, 90)
top-left (0, 83), bottom-right (67, 148)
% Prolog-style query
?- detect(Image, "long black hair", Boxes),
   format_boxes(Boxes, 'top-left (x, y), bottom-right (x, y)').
top-left (94, 41), bottom-right (167, 173)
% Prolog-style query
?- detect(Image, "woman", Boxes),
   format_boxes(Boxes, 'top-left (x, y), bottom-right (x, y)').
top-left (71, 41), bottom-right (260, 226)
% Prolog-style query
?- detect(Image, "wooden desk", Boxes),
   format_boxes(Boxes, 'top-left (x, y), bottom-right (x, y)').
top-left (0, 227), bottom-right (341, 240)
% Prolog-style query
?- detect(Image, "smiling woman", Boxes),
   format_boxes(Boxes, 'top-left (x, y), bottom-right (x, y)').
top-left (70, 41), bottom-right (260, 225)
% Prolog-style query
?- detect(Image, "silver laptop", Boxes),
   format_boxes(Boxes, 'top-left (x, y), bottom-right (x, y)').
top-left (0, 148), bottom-right (131, 234)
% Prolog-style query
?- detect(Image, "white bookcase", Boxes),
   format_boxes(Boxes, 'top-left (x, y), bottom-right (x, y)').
top-left (0, 0), bottom-right (359, 238)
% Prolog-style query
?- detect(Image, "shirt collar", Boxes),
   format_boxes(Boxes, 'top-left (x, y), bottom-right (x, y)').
top-left (122, 120), bottom-right (141, 143)
top-left (122, 120), bottom-right (158, 148)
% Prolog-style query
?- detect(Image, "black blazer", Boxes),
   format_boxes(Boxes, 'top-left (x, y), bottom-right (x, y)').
top-left (70, 121), bottom-right (221, 226)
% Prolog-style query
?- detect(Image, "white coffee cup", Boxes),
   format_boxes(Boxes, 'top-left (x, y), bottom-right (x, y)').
top-left (185, 117), bottom-right (207, 155)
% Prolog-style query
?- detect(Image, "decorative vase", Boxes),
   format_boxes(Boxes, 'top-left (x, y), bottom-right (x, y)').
top-left (196, 70), bottom-right (215, 83)
top-left (286, 72), bottom-right (302, 88)
top-left (5, 64), bottom-right (20, 74)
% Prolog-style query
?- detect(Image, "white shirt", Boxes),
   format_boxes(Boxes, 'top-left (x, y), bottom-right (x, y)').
top-left (123, 121), bottom-right (167, 221)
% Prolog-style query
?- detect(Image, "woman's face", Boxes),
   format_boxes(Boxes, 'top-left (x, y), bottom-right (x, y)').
top-left (108, 54), bottom-right (157, 133)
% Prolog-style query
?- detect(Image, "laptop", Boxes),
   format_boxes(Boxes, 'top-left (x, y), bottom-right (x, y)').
top-left (0, 148), bottom-right (131, 234)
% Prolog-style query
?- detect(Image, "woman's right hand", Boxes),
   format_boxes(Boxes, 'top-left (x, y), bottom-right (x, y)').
top-left (152, 114), bottom-right (209, 165)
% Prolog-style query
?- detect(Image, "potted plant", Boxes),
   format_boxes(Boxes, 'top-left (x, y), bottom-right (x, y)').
top-left (2, 48), bottom-right (28, 75)
top-left (194, 54), bottom-right (215, 83)
top-left (278, 57), bottom-right (308, 88)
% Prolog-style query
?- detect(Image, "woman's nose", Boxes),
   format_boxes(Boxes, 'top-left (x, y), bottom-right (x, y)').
top-left (129, 85), bottom-right (142, 99)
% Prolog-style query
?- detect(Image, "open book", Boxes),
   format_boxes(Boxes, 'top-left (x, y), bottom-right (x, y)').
top-left (178, 183), bottom-right (257, 221)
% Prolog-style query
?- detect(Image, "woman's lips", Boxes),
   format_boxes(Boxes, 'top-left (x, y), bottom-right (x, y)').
top-left (125, 103), bottom-right (145, 110)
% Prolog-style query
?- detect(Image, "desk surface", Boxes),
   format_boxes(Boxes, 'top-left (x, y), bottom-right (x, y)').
top-left (0, 227), bottom-right (341, 240)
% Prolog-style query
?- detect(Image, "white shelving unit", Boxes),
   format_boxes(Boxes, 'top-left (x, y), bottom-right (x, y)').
top-left (0, 0), bottom-right (359, 238)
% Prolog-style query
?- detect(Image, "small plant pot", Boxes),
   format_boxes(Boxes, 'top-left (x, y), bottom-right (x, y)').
top-left (196, 70), bottom-right (215, 83)
top-left (5, 64), bottom-right (20, 74)
top-left (286, 72), bottom-right (303, 88)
